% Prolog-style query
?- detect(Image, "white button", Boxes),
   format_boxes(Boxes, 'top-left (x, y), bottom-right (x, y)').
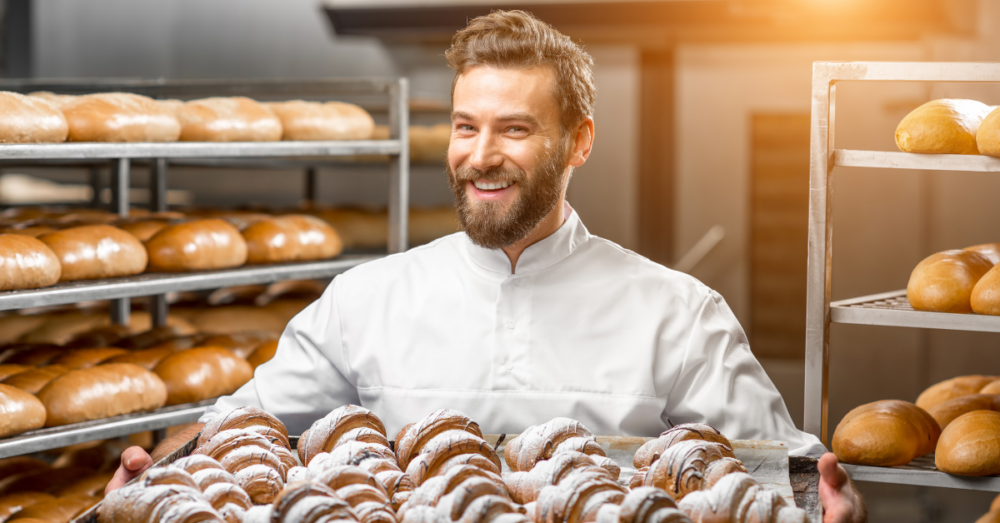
top-left (506, 321), bottom-right (515, 329)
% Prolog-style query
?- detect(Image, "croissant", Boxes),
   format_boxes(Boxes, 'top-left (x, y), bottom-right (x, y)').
top-left (270, 480), bottom-right (360, 523)
top-left (593, 487), bottom-right (692, 523)
top-left (198, 406), bottom-right (290, 449)
top-left (633, 424), bottom-right (732, 469)
top-left (677, 472), bottom-right (807, 523)
top-left (299, 404), bottom-right (390, 466)
top-left (639, 441), bottom-right (745, 501)
top-left (204, 482), bottom-right (252, 523)
top-left (505, 451), bottom-right (609, 504)
top-left (140, 467), bottom-right (200, 490)
top-left (398, 464), bottom-right (507, 521)
top-left (405, 430), bottom-right (502, 487)
top-left (233, 464), bottom-right (283, 505)
top-left (534, 470), bottom-right (627, 523)
top-left (395, 409), bottom-right (484, 471)
top-left (194, 428), bottom-right (292, 478)
top-left (504, 418), bottom-right (619, 479)
top-left (99, 484), bottom-right (222, 523)
top-left (403, 475), bottom-right (523, 523)
top-left (192, 468), bottom-right (240, 493)
top-left (307, 442), bottom-right (412, 509)
top-left (170, 455), bottom-right (226, 475)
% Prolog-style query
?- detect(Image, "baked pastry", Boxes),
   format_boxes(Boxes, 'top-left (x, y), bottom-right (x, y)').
top-left (247, 340), bottom-right (278, 370)
top-left (396, 410), bottom-right (484, 471)
top-left (140, 466), bottom-right (200, 490)
top-left (678, 472), bottom-right (806, 523)
top-left (177, 97), bottom-right (282, 142)
top-left (0, 91), bottom-right (68, 143)
top-left (504, 418), bottom-right (619, 479)
top-left (38, 225), bottom-right (148, 281)
top-left (504, 451), bottom-right (607, 504)
top-left (397, 464), bottom-right (506, 520)
top-left (204, 482), bottom-right (253, 523)
top-left (965, 243), bottom-right (1000, 265)
top-left (198, 405), bottom-right (290, 449)
top-left (535, 469), bottom-right (626, 523)
top-left (831, 399), bottom-right (940, 466)
top-left (145, 219), bottom-right (248, 272)
top-left (62, 92), bottom-right (181, 142)
top-left (309, 466), bottom-right (396, 523)
top-left (936, 410), bottom-right (1000, 476)
top-left (153, 347), bottom-right (253, 405)
top-left (637, 440), bottom-right (744, 501)
top-left (2, 365), bottom-right (71, 394)
top-left (0, 383), bottom-right (46, 437)
top-left (632, 423), bottom-right (732, 469)
top-left (307, 442), bottom-right (411, 509)
top-left (0, 364), bottom-right (30, 381)
top-left (895, 99), bottom-right (992, 154)
top-left (404, 430), bottom-right (501, 487)
top-left (927, 393), bottom-right (1000, 429)
top-left (0, 492), bottom-right (56, 522)
top-left (195, 428), bottom-right (293, 474)
top-left (242, 215), bottom-right (343, 264)
top-left (906, 250), bottom-right (994, 313)
top-left (99, 484), bottom-right (222, 523)
top-left (49, 347), bottom-right (128, 369)
top-left (0, 234), bottom-right (62, 291)
top-left (592, 487), bottom-right (692, 523)
top-left (972, 264), bottom-right (1000, 316)
top-left (270, 481), bottom-right (358, 523)
top-left (36, 363), bottom-right (167, 426)
top-left (266, 100), bottom-right (375, 141)
top-left (299, 405), bottom-right (389, 466)
top-left (916, 375), bottom-right (1000, 411)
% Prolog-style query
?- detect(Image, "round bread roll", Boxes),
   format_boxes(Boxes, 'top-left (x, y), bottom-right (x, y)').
top-left (0, 383), bottom-right (46, 437)
top-left (178, 97), bottom-right (283, 142)
top-left (928, 393), bottom-right (1000, 430)
top-left (153, 347), bottom-right (253, 405)
top-left (895, 99), bottom-right (993, 155)
top-left (145, 219), bottom-right (248, 272)
top-left (936, 410), bottom-right (1000, 475)
top-left (966, 243), bottom-right (1000, 265)
top-left (831, 399), bottom-right (940, 466)
top-left (247, 340), bottom-right (278, 370)
top-left (1, 365), bottom-right (71, 394)
top-left (266, 100), bottom-right (374, 141)
top-left (36, 363), bottom-right (167, 426)
top-left (0, 91), bottom-right (68, 143)
top-left (190, 306), bottom-right (288, 336)
top-left (61, 93), bottom-right (181, 142)
top-left (906, 250), bottom-right (993, 313)
top-left (0, 234), bottom-right (62, 291)
top-left (28, 91), bottom-right (76, 108)
top-left (38, 225), bottom-right (148, 281)
top-left (978, 107), bottom-right (1000, 157)
top-left (242, 215), bottom-right (343, 264)
top-left (916, 375), bottom-right (1000, 411)
top-left (972, 264), bottom-right (1000, 316)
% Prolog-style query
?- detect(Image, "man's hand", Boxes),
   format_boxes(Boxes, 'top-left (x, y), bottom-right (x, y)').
top-left (818, 452), bottom-right (867, 523)
top-left (105, 446), bottom-right (152, 494)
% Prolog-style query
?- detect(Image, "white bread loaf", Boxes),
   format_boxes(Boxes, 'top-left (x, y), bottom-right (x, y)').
top-left (0, 91), bottom-right (68, 143)
top-left (177, 97), bottom-right (282, 142)
top-left (61, 93), bottom-right (181, 142)
top-left (266, 101), bottom-right (374, 141)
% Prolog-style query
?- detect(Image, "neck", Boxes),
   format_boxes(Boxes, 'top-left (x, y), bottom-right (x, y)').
top-left (501, 197), bottom-right (567, 273)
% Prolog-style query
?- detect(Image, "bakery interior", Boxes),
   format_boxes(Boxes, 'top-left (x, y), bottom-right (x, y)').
top-left (1, 0), bottom-right (1000, 521)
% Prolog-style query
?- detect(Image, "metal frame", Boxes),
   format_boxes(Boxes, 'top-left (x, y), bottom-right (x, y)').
top-left (805, 61), bottom-right (1000, 490)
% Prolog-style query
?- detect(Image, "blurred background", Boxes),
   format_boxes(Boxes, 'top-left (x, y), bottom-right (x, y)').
top-left (3, 0), bottom-right (1000, 519)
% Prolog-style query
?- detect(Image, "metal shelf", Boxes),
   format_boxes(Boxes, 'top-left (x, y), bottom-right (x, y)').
top-left (830, 290), bottom-right (1000, 332)
top-left (0, 399), bottom-right (214, 459)
top-left (834, 149), bottom-right (1000, 172)
top-left (0, 255), bottom-right (380, 311)
top-left (843, 456), bottom-right (1000, 492)
top-left (0, 140), bottom-right (400, 161)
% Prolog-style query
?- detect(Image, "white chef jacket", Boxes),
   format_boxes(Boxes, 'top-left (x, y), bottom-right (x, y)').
top-left (201, 205), bottom-right (824, 456)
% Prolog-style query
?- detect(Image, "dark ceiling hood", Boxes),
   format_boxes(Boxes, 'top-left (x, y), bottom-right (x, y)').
top-left (321, 0), bottom-right (973, 46)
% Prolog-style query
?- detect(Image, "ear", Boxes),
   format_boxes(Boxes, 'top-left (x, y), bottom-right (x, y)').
top-left (567, 116), bottom-right (595, 168)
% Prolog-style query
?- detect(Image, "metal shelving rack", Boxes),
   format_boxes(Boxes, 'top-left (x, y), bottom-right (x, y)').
top-left (0, 77), bottom-right (410, 458)
top-left (805, 62), bottom-right (1000, 491)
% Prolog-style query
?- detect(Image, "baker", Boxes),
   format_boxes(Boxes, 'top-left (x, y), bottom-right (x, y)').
top-left (108, 10), bottom-right (865, 521)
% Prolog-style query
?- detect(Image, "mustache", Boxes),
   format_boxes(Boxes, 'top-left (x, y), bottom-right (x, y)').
top-left (450, 165), bottom-right (526, 183)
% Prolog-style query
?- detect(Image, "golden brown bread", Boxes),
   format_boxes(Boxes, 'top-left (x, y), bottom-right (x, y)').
top-left (977, 509), bottom-right (1000, 523)
top-left (313, 208), bottom-right (387, 250)
top-left (247, 340), bottom-right (278, 370)
top-left (927, 393), bottom-right (1000, 429)
top-left (124, 312), bottom-right (197, 337)
top-left (20, 312), bottom-right (110, 345)
top-left (65, 324), bottom-right (131, 349)
top-left (409, 124), bottom-right (451, 164)
top-left (198, 332), bottom-right (276, 359)
top-left (0, 364), bottom-right (31, 381)
top-left (177, 97), bottom-right (282, 142)
top-left (832, 400), bottom-right (940, 466)
top-left (6, 494), bottom-right (99, 522)
top-left (1, 365), bottom-right (70, 394)
top-left (152, 347), bottom-right (253, 405)
top-left (978, 107), bottom-right (1000, 157)
top-left (965, 243), bottom-right (1000, 265)
top-left (49, 347), bottom-right (128, 369)
top-left (265, 100), bottom-right (375, 141)
top-left (0, 92), bottom-right (68, 143)
top-left (632, 423), bottom-right (732, 469)
top-left (0, 457), bottom-right (49, 479)
top-left (972, 264), bottom-right (1000, 316)
top-left (916, 375), bottom-right (1000, 411)
top-left (397, 409), bottom-right (483, 471)
top-left (0, 234), bottom-right (62, 291)
top-left (52, 472), bottom-right (114, 498)
top-left (896, 99), bottom-right (993, 154)
top-left (0, 492), bottom-right (55, 522)
top-left (0, 226), bottom-right (57, 238)
top-left (27, 91), bottom-right (75, 108)
top-left (639, 440), bottom-right (743, 501)
top-left (61, 93), bottom-right (181, 142)
top-left (0, 315), bottom-right (47, 345)
top-left (1, 344), bottom-right (66, 366)
top-left (38, 225), bottom-right (148, 281)
top-left (145, 219), bottom-right (248, 272)
top-left (116, 219), bottom-right (172, 242)
top-left (242, 215), bottom-right (343, 264)
top-left (36, 363), bottom-right (167, 426)
top-left (503, 417), bottom-right (609, 473)
top-left (103, 346), bottom-right (176, 370)
top-left (0, 384), bottom-right (46, 437)
top-left (936, 410), bottom-right (1000, 475)
top-left (190, 306), bottom-right (288, 336)
top-left (906, 250), bottom-right (994, 313)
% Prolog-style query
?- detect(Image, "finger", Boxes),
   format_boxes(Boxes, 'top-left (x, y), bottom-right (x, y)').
top-left (121, 446), bottom-right (152, 472)
top-left (105, 464), bottom-right (132, 494)
top-left (817, 453), bottom-right (848, 489)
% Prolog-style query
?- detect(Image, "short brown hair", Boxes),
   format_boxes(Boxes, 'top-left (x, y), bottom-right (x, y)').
top-left (445, 10), bottom-right (596, 133)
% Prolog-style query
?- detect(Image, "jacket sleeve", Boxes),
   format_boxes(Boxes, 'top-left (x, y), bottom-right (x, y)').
top-left (661, 291), bottom-right (826, 456)
top-left (198, 277), bottom-right (360, 435)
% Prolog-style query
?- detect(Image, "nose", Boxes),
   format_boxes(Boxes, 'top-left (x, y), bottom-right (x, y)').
top-left (468, 129), bottom-right (503, 172)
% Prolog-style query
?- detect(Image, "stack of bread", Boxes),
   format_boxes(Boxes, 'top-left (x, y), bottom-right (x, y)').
top-left (833, 374), bottom-right (1000, 476)
top-left (0, 90), bottom-right (376, 144)
top-left (370, 124), bottom-right (451, 165)
top-left (84, 406), bottom-right (805, 523)
top-left (906, 242), bottom-right (1000, 315)
top-left (894, 98), bottom-right (1000, 157)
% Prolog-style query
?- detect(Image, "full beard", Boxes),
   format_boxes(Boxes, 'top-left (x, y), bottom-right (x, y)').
top-left (447, 142), bottom-right (568, 250)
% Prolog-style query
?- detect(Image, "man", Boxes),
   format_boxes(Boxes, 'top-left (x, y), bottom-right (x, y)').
top-left (109, 10), bottom-right (865, 521)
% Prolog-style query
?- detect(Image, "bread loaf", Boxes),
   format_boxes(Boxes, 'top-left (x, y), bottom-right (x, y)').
top-left (19, 312), bottom-right (108, 345)
top-left (972, 264), bottom-right (1000, 316)
top-left (49, 347), bottom-right (128, 369)
top-left (153, 347), bottom-right (253, 405)
top-left (28, 91), bottom-right (75, 108)
top-left (53, 472), bottom-right (115, 497)
top-left (38, 225), bottom-right (148, 281)
top-left (266, 100), bottom-right (374, 141)
top-left (0, 492), bottom-right (55, 522)
top-left (409, 124), bottom-right (451, 164)
top-left (61, 93), bottom-right (181, 142)
top-left (196, 332), bottom-right (274, 359)
top-left (896, 99), bottom-right (993, 154)
top-left (832, 400), bottom-right (940, 466)
top-left (0, 91), bottom-right (68, 143)
top-left (315, 208), bottom-right (387, 250)
top-left (936, 410), bottom-right (1000, 475)
top-left (966, 243), bottom-right (1000, 265)
top-left (978, 107), bottom-right (1000, 157)
top-left (116, 219), bottom-right (172, 242)
top-left (177, 97), bottom-right (282, 142)
top-left (906, 250), bottom-right (994, 313)
top-left (0, 364), bottom-right (30, 381)
top-left (0, 384), bottom-right (46, 437)
top-left (916, 375), bottom-right (1000, 411)
top-left (36, 363), bottom-right (167, 426)
top-left (0, 234), bottom-right (62, 291)
top-left (7, 494), bottom-right (99, 522)
top-left (928, 393), bottom-right (1000, 429)
top-left (0, 315), bottom-right (47, 345)
top-left (103, 346), bottom-right (174, 370)
top-left (190, 306), bottom-right (287, 336)
top-left (242, 215), bottom-right (343, 264)
top-left (66, 324), bottom-right (131, 348)
top-left (1, 344), bottom-right (66, 366)
top-left (2, 365), bottom-right (71, 394)
top-left (247, 340), bottom-right (278, 370)
top-left (0, 225), bottom-right (57, 238)
top-left (145, 219), bottom-right (248, 272)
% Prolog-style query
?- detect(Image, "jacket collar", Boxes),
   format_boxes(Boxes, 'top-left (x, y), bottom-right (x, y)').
top-left (465, 202), bottom-right (590, 275)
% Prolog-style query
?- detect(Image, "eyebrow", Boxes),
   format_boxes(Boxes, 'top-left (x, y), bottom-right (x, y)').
top-left (451, 111), bottom-right (542, 128)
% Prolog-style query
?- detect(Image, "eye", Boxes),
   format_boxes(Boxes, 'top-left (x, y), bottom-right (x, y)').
top-left (506, 126), bottom-right (528, 134)
top-left (456, 124), bottom-right (476, 132)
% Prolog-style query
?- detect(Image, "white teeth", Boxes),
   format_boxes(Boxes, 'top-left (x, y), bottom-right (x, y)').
top-left (474, 180), bottom-right (512, 190)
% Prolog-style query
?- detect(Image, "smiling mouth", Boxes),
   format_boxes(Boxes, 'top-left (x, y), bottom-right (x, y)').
top-left (472, 179), bottom-right (515, 191)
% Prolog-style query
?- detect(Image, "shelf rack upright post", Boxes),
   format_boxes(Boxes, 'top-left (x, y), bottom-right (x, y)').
top-left (805, 61), bottom-right (1000, 492)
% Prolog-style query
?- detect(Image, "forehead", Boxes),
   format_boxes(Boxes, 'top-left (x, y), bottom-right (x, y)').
top-left (452, 66), bottom-right (559, 123)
